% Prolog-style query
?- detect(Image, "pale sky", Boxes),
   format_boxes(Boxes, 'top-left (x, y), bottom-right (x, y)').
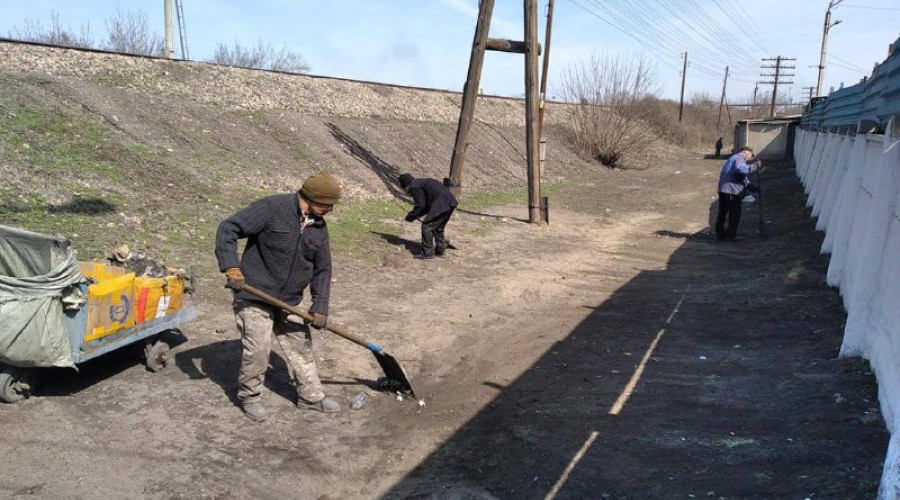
top-left (1, 1), bottom-right (898, 104)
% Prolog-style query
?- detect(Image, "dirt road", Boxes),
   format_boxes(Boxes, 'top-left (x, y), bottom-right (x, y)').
top-left (0, 156), bottom-right (887, 499)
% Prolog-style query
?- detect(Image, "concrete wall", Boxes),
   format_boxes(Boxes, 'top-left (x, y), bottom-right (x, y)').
top-left (794, 123), bottom-right (900, 499)
top-left (734, 120), bottom-right (798, 159)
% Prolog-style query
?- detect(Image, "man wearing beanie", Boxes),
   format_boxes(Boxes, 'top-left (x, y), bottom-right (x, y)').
top-left (398, 173), bottom-right (458, 260)
top-left (215, 171), bottom-right (342, 421)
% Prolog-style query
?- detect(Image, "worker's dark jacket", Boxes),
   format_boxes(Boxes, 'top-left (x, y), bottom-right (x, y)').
top-left (215, 193), bottom-right (332, 314)
top-left (406, 178), bottom-right (459, 222)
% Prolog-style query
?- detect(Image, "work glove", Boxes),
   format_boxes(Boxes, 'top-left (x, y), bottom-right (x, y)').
top-left (405, 213), bottom-right (417, 223)
top-left (224, 267), bottom-right (245, 290)
top-left (310, 312), bottom-right (328, 330)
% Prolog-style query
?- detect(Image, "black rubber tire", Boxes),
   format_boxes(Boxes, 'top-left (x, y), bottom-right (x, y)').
top-left (0, 366), bottom-right (38, 403)
top-left (145, 341), bottom-right (170, 372)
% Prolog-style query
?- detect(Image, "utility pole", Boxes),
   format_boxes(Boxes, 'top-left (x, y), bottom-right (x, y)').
top-left (802, 86), bottom-right (816, 105)
top-left (447, 0), bottom-right (547, 224)
top-left (524, 0), bottom-right (542, 224)
top-left (717, 65), bottom-right (729, 128)
top-left (537, 0), bottom-right (554, 140)
top-left (752, 82), bottom-right (759, 111)
top-left (817, 0), bottom-right (843, 97)
top-left (448, 0), bottom-right (495, 199)
top-left (164, 0), bottom-right (175, 59)
top-left (760, 56), bottom-right (795, 117)
top-left (678, 52), bottom-right (688, 122)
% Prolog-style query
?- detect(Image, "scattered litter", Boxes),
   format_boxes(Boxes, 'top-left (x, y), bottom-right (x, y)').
top-left (350, 391), bottom-right (368, 410)
top-left (417, 399), bottom-right (426, 408)
top-left (374, 377), bottom-right (404, 393)
top-left (395, 392), bottom-right (404, 402)
top-left (674, 170), bottom-right (682, 174)
top-left (732, 344), bottom-right (741, 348)
top-left (699, 355), bottom-right (708, 360)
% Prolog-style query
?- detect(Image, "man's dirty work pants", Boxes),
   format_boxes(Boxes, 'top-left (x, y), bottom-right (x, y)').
top-left (234, 301), bottom-right (325, 405)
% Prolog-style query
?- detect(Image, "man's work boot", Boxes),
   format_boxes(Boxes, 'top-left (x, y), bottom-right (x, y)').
top-left (413, 253), bottom-right (435, 260)
top-left (242, 402), bottom-right (268, 422)
top-left (298, 396), bottom-right (341, 413)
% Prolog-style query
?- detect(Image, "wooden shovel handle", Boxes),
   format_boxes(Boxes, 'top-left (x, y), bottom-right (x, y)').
top-left (238, 283), bottom-right (372, 350)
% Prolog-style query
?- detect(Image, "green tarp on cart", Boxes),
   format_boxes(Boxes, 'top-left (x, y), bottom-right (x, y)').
top-left (0, 224), bottom-right (84, 368)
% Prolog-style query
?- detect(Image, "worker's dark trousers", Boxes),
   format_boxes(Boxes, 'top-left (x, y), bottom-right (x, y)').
top-left (715, 192), bottom-right (743, 240)
top-left (420, 208), bottom-right (454, 256)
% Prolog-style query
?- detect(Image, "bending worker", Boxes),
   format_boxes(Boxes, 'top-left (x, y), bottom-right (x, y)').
top-left (715, 147), bottom-right (760, 241)
top-left (398, 173), bottom-right (458, 260)
top-left (215, 171), bottom-right (342, 421)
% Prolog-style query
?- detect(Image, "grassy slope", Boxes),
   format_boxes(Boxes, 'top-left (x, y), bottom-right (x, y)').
top-left (0, 72), bottom-right (581, 299)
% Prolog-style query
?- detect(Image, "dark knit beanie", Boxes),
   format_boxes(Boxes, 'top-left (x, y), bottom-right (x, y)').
top-left (398, 173), bottom-right (414, 189)
top-left (300, 171), bottom-right (341, 204)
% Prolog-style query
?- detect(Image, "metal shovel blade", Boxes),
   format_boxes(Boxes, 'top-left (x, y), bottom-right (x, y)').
top-left (373, 351), bottom-right (417, 396)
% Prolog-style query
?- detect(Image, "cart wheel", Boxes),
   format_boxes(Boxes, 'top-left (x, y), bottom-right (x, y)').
top-left (145, 341), bottom-right (171, 373)
top-left (0, 366), bottom-right (40, 403)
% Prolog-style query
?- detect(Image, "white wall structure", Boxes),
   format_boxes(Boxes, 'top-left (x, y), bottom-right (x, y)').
top-left (795, 123), bottom-right (900, 499)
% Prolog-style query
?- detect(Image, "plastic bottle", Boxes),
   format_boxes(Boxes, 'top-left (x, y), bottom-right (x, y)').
top-left (350, 391), bottom-right (368, 410)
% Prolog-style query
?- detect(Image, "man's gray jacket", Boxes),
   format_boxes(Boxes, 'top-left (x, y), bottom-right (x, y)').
top-left (215, 193), bottom-right (332, 314)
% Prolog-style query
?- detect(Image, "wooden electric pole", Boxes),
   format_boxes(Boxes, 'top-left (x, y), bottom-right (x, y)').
top-left (802, 86), bottom-right (816, 105)
top-left (524, 0), bottom-right (541, 224)
top-left (717, 65), bottom-right (729, 128)
top-left (447, 0), bottom-right (547, 224)
top-left (537, 0), bottom-right (555, 139)
top-left (760, 56), bottom-right (795, 117)
top-left (447, 0), bottom-right (495, 198)
top-left (678, 52), bottom-right (688, 122)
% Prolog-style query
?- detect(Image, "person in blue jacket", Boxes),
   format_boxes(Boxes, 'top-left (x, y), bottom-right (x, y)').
top-left (715, 147), bottom-right (761, 241)
top-left (398, 173), bottom-right (458, 260)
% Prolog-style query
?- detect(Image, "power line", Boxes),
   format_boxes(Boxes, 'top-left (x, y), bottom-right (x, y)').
top-left (577, 0), bottom-right (762, 80)
top-left (841, 4), bottom-right (900, 11)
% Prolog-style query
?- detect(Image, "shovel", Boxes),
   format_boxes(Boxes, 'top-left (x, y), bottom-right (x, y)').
top-left (236, 283), bottom-right (417, 396)
top-left (755, 167), bottom-right (770, 239)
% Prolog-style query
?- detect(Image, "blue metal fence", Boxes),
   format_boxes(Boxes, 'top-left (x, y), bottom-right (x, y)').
top-left (801, 36), bottom-right (900, 131)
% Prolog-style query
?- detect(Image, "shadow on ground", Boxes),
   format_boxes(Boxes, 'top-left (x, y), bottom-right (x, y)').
top-left (173, 338), bottom-right (382, 407)
top-left (385, 165), bottom-right (888, 498)
top-left (38, 329), bottom-right (187, 399)
top-left (326, 122), bottom-right (408, 199)
top-left (456, 208), bottom-right (529, 224)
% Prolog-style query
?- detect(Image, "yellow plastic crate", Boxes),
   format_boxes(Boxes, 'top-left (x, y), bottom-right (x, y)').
top-left (134, 275), bottom-right (185, 323)
top-left (79, 262), bottom-right (136, 341)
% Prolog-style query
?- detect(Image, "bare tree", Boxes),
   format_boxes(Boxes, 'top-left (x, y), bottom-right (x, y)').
top-left (9, 11), bottom-right (95, 49)
top-left (556, 52), bottom-right (660, 168)
top-left (103, 7), bottom-right (164, 56)
top-left (210, 39), bottom-right (310, 74)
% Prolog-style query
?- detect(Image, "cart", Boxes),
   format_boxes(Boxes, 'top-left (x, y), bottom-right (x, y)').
top-left (0, 224), bottom-right (197, 403)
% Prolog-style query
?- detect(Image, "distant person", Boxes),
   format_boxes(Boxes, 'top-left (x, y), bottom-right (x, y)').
top-left (715, 137), bottom-right (723, 158)
top-left (215, 171), bottom-right (343, 421)
top-left (398, 173), bottom-right (458, 260)
top-left (715, 147), bottom-right (760, 241)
